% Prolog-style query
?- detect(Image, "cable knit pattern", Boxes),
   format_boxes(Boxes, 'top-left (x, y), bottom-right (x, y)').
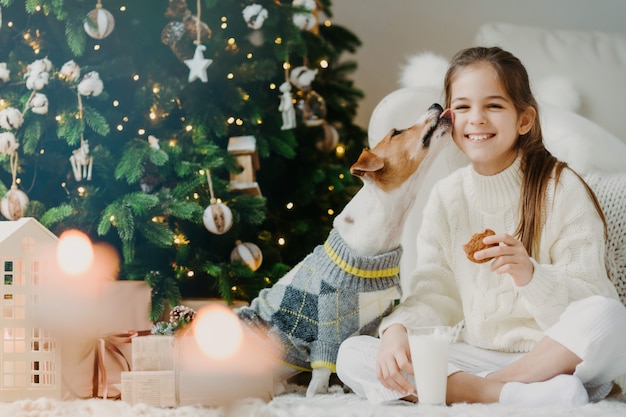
top-left (584, 171), bottom-right (626, 306)
top-left (380, 158), bottom-right (620, 353)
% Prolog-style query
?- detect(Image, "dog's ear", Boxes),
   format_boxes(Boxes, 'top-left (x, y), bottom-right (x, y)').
top-left (350, 149), bottom-right (384, 177)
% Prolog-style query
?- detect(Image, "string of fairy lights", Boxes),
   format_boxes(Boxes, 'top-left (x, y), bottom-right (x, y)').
top-left (1, 2), bottom-right (351, 283)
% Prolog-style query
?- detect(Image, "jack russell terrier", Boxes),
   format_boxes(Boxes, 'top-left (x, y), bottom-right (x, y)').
top-left (236, 103), bottom-right (453, 397)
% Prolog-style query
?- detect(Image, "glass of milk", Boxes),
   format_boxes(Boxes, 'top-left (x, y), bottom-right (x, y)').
top-left (408, 326), bottom-right (452, 405)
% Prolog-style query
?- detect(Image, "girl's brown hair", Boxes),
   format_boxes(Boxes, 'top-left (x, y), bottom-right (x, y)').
top-left (443, 46), bottom-right (605, 257)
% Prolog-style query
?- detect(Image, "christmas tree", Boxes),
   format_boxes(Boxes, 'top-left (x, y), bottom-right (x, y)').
top-left (0, 0), bottom-right (366, 320)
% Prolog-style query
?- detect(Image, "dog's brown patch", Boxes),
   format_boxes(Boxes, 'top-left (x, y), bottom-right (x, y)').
top-left (350, 105), bottom-right (451, 192)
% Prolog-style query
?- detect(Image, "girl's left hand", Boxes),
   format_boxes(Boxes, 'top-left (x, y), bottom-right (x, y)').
top-left (474, 233), bottom-right (534, 286)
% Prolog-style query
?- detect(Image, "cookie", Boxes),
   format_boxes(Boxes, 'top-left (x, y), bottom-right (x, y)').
top-left (463, 229), bottom-right (497, 263)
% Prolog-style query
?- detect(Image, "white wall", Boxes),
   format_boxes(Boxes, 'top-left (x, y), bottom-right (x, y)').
top-left (331, 0), bottom-right (626, 129)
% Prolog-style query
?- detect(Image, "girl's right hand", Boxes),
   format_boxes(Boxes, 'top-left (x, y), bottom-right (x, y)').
top-left (376, 324), bottom-right (416, 396)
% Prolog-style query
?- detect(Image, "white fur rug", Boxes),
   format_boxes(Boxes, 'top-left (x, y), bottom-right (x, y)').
top-left (3, 385), bottom-right (626, 417)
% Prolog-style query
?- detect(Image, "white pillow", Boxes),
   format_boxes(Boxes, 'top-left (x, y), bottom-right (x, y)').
top-left (540, 101), bottom-right (626, 175)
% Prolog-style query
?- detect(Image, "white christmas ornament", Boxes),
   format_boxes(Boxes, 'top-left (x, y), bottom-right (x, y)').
top-left (84, 1), bottom-right (115, 39)
top-left (184, 44), bottom-right (213, 83)
top-left (289, 66), bottom-right (317, 90)
top-left (278, 81), bottom-right (296, 130)
top-left (1, 187), bottom-right (29, 221)
top-left (292, 0), bottom-right (317, 31)
top-left (0, 62), bottom-right (10, 83)
top-left (231, 240), bottom-right (263, 271)
top-left (0, 107), bottom-right (24, 130)
top-left (70, 140), bottom-right (93, 181)
top-left (77, 71), bottom-right (104, 96)
top-left (242, 4), bottom-right (268, 30)
top-left (24, 58), bottom-right (53, 91)
top-left (0, 132), bottom-right (18, 155)
top-left (148, 135), bottom-right (160, 150)
top-left (28, 93), bottom-right (49, 115)
top-left (203, 201), bottom-right (233, 235)
top-left (60, 60), bottom-right (81, 82)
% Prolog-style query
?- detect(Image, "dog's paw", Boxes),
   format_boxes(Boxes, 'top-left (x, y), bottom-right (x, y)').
top-left (306, 367), bottom-right (332, 398)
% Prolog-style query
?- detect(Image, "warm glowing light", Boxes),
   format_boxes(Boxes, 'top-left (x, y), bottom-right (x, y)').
top-left (185, 125), bottom-right (192, 132)
top-left (77, 186), bottom-right (86, 196)
top-left (117, 124), bottom-right (123, 131)
top-left (187, 271), bottom-right (194, 277)
top-left (227, 117), bottom-right (235, 124)
top-left (283, 62), bottom-right (290, 70)
top-left (113, 100), bottom-right (119, 107)
top-left (324, 20), bottom-right (332, 27)
top-left (328, 209), bottom-right (334, 215)
top-left (320, 60), bottom-right (329, 69)
top-left (221, 16), bottom-right (227, 22)
top-left (193, 192), bottom-right (199, 199)
top-left (123, 116), bottom-right (129, 122)
top-left (275, 37), bottom-right (282, 45)
top-left (93, 45), bottom-right (101, 51)
top-left (278, 237), bottom-right (286, 246)
top-left (227, 73), bottom-right (234, 79)
top-left (221, 23), bottom-right (227, 29)
top-left (243, 93), bottom-right (249, 100)
top-left (133, 74), bottom-right (140, 81)
top-left (336, 145), bottom-right (346, 157)
top-left (286, 202), bottom-right (294, 209)
top-left (269, 83), bottom-right (277, 90)
top-left (120, 6), bottom-right (126, 11)
top-left (57, 230), bottom-right (94, 275)
top-left (39, 149), bottom-right (45, 155)
top-left (328, 185), bottom-right (335, 191)
top-left (138, 128), bottom-right (145, 135)
top-left (153, 86), bottom-right (160, 94)
top-left (339, 173), bottom-right (345, 179)
top-left (149, 112), bottom-right (156, 120)
top-left (246, 53), bottom-right (253, 59)
top-left (227, 38), bottom-right (236, 45)
top-left (193, 305), bottom-right (243, 360)
top-left (235, 118), bottom-right (243, 126)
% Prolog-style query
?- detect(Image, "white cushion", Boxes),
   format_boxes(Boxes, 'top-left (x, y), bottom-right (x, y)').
top-left (584, 171), bottom-right (626, 305)
top-left (475, 22), bottom-right (626, 142)
top-left (540, 102), bottom-right (626, 175)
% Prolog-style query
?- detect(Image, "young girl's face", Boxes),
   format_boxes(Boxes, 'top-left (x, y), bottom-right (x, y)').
top-left (449, 62), bottom-right (534, 176)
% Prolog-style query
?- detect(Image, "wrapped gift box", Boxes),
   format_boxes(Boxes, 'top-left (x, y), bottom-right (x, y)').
top-left (60, 281), bottom-right (153, 399)
top-left (121, 371), bottom-right (176, 407)
top-left (131, 335), bottom-right (176, 371)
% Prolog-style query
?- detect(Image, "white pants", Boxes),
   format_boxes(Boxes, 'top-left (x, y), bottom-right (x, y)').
top-left (336, 296), bottom-right (626, 404)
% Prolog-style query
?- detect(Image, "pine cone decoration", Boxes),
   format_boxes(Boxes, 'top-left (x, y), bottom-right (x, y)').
top-left (169, 305), bottom-right (197, 324)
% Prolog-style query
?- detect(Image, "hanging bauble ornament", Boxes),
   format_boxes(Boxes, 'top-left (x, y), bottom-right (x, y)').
top-left (203, 200), bottom-right (233, 235)
top-left (231, 240), bottom-right (263, 271)
top-left (316, 122), bottom-right (340, 152)
top-left (294, 88), bottom-right (327, 127)
top-left (1, 186), bottom-right (29, 221)
top-left (84, 0), bottom-right (115, 39)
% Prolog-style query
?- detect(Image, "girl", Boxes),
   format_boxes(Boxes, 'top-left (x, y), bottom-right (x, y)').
top-left (336, 46), bottom-right (626, 406)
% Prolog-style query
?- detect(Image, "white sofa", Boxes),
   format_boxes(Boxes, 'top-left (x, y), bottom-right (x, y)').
top-left (368, 22), bottom-right (626, 311)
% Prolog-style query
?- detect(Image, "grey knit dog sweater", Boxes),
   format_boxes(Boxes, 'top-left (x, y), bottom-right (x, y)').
top-left (237, 228), bottom-right (402, 372)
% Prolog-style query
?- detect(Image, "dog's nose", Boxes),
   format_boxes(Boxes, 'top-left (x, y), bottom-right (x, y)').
top-left (429, 103), bottom-right (443, 112)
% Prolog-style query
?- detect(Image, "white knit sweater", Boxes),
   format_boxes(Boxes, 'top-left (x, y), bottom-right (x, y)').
top-left (380, 157), bottom-right (620, 353)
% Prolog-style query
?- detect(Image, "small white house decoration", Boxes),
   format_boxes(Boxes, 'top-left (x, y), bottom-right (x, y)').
top-left (0, 217), bottom-right (60, 400)
top-left (227, 135), bottom-right (261, 196)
